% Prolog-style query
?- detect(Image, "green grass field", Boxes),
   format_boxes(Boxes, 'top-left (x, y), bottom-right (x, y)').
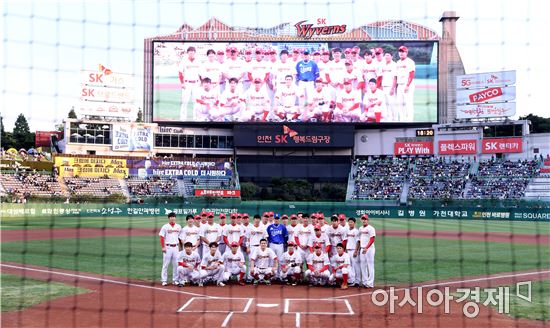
top-left (1, 273), bottom-right (90, 312)
top-left (461, 280), bottom-right (550, 321)
top-left (2, 216), bottom-right (548, 235)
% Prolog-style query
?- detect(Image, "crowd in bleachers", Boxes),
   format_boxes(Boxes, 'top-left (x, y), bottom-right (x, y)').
top-left (350, 157), bottom-right (408, 200)
top-left (127, 176), bottom-right (178, 196)
top-left (64, 177), bottom-right (123, 197)
top-left (408, 158), bottom-right (470, 199)
top-left (469, 159), bottom-right (540, 199)
top-left (1, 171), bottom-right (63, 201)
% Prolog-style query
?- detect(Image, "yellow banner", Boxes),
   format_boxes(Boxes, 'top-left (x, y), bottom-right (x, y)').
top-left (55, 157), bottom-right (127, 168)
top-left (59, 166), bottom-right (128, 178)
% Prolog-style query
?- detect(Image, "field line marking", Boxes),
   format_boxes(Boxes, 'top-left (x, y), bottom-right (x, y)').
top-left (328, 269), bottom-right (550, 299)
top-left (344, 299), bottom-right (354, 315)
top-left (0, 263), bottom-right (208, 298)
top-left (221, 312), bottom-right (234, 327)
top-left (284, 299), bottom-right (289, 313)
top-left (295, 313), bottom-right (300, 328)
top-left (243, 298), bottom-right (253, 313)
top-left (177, 297), bottom-right (196, 312)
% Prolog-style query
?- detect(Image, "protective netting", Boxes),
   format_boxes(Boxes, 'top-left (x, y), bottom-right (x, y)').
top-left (1, 1), bottom-right (549, 328)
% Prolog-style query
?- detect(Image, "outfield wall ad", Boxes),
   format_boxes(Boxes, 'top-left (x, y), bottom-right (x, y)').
top-left (2, 203), bottom-right (549, 221)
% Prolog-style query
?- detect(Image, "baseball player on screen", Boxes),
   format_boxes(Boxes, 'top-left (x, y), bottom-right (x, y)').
top-left (215, 77), bottom-right (245, 122)
top-left (380, 52), bottom-right (398, 121)
top-left (395, 46), bottom-right (416, 122)
top-left (178, 46), bottom-right (201, 120)
top-left (200, 49), bottom-right (222, 91)
top-left (361, 78), bottom-right (387, 123)
top-left (279, 241), bottom-right (303, 285)
top-left (176, 242), bottom-right (201, 286)
top-left (199, 242), bottom-right (226, 287)
top-left (334, 78), bottom-right (361, 122)
top-left (305, 243), bottom-right (331, 286)
top-left (222, 242), bottom-right (246, 285)
top-left (304, 78), bottom-right (334, 122)
top-left (274, 75), bottom-right (305, 121)
top-left (194, 77), bottom-right (219, 121)
top-left (242, 78), bottom-right (271, 122)
top-left (159, 212), bottom-right (182, 286)
top-left (294, 214), bottom-right (314, 263)
top-left (295, 50), bottom-right (319, 100)
top-left (358, 214), bottom-right (376, 288)
top-left (250, 239), bottom-right (278, 285)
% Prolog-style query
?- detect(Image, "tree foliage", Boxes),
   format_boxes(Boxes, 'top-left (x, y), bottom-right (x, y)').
top-left (520, 114), bottom-right (550, 133)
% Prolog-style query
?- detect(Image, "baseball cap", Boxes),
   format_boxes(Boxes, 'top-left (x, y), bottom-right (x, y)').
top-left (292, 49), bottom-right (300, 54)
top-left (220, 213), bottom-right (227, 219)
top-left (313, 242), bottom-right (322, 248)
top-left (287, 241), bottom-right (296, 246)
top-left (242, 213), bottom-right (249, 218)
top-left (201, 211), bottom-right (207, 216)
top-left (313, 51), bottom-right (320, 55)
top-left (331, 47), bottom-right (342, 53)
top-left (254, 77), bottom-right (262, 83)
top-left (255, 47), bottom-right (263, 54)
top-left (290, 214), bottom-right (297, 219)
top-left (281, 214), bottom-right (289, 219)
top-left (343, 78), bottom-right (352, 84)
top-left (322, 50), bottom-right (330, 55)
top-left (314, 224), bottom-right (321, 230)
top-left (274, 214), bottom-right (280, 219)
top-left (398, 46), bottom-right (408, 52)
top-left (245, 49), bottom-right (252, 54)
top-left (375, 47), bottom-right (383, 54)
top-left (345, 60), bottom-right (353, 66)
top-left (263, 212), bottom-right (269, 217)
top-left (269, 211), bottom-right (274, 216)
top-left (315, 78), bottom-right (324, 83)
top-left (352, 46), bottom-right (361, 51)
top-left (194, 215), bottom-right (200, 220)
top-left (303, 50), bottom-right (310, 55)
top-left (217, 50), bottom-right (224, 55)
top-left (208, 212), bottom-right (214, 217)
top-left (230, 213), bottom-right (237, 219)
top-left (361, 214), bottom-right (369, 219)
top-left (338, 214), bottom-right (346, 220)
top-left (230, 242), bottom-right (239, 247)
top-left (344, 48), bottom-right (352, 54)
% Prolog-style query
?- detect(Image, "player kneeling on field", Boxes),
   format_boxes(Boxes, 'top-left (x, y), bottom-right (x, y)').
top-left (330, 243), bottom-right (350, 290)
top-left (199, 242), bottom-right (226, 287)
top-left (222, 242), bottom-right (246, 286)
top-left (176, 242), bottom-right (201, 287)
top-left (305, 243), bottom-right (331, 286)
top-left (280, 241), bottom-right (303, 286)
top-left (250, 239), bottom-right (278, 286)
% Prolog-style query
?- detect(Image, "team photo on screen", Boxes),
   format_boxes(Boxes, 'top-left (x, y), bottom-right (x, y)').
top-left (152, 41), bottom-right (437, 123)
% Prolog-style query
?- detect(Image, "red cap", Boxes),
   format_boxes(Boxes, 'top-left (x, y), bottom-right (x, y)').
top-left (361, 214), bottom-right (369, 219)
top-left (217, 50), bottom-right (224, 55)
top-left (287, 241), bottom-right (295, 246)
top-left (313, 224), bottom-right (321, 230)
top-left (311, 213), bottom-right (318, 218)
top-left (253, 77), bottom-right (262, 83)
top-left (352, 46), bottom-right (360, 50)
top-left (194, 215), bottom-right (200, 219)
top-left (313, 242), bottom-right (322, 248)
top-left (230, 242), bottom-right (239, 247)
top-left (230, 213), bottom-right (237, 219)
top-left (338, 214), bottom-right (346, 220)
top-left (344, 48), bottom-right (352, 53)
top-left (322, 51), bottom-right (330, 55)
top-left (398, 46), bottom-right (408, 52)
top-left (281, 214), bottom-right (289, 219)
top-left (375, 47), bottom-right (384, 54)
top-left (255, 47), bottom-right (263, 54)
top-left (345, 60), bottom-right (353, 65)
top-left (263, 212), bottom-right (270, 217)
top-left (220, 213), bottom-right (227, 219)
top-left (318, 213), bottom-right (325, 218)
top-left (201, 211), bottom-right (207, 216)
top-left (343, 78), bottom-right (352, 84)
top-left (208, 212), bottom-right (215, 217)
top-left (290, 214), bottom-right (297, 219)
top-left (242, 213), bottom-right (249, 218)
top-left (245, 49), bottom-right (252, 54)
top-left (313, 51), bottom-right (320, 55)
top-left (269, 211), bottom-right (274, 216)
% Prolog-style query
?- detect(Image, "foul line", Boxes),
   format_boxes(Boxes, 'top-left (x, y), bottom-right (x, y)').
top-left (328, 269), bottom-right (550, 299)
top-left (221, 312), bottom-right (234, 328)
top-left (0, 264), bottom-right (208, 298)
top-left (295, 312), bottom-right (300, 328)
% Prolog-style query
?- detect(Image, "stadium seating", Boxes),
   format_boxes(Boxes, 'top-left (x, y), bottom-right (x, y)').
top-left (408, 158), bottom-right (471, 199)
top-left (350, 157), bottom-right (408, 200)
top-left (1, 172), bottom-right (64, 198)
top-left (64, 177), bottom-right (123, 197)
top-left (182, 177), bottom-right (236, 197)
top-left (126, 176), bottom-right (180, 197)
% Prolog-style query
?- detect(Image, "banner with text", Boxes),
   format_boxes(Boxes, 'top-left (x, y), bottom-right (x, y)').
top-left (112, 124), bottom-right (154, 152)
top-left (456, 70), bottom-right (516, 90)
top-left (55, 157), bottom-right (127, 168)
top-left (482, 137), bottom-right (523, 154)
top-left (438, 140), bottom-right (477, 155)
top-left (59, 166), bottom-right (128, 178)
top-left (456, 86), bottom-right (516, 105)
top-left (456, 102), bottom-right (516, 119)
top-left (194, 189), bottom-right (241, 197)
top-left (126, 158), bottom-right (232, 178)
top-left (394, 141), bottom-right (434, 155)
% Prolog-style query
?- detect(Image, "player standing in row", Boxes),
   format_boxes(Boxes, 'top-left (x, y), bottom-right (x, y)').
top-left (159, 212), bottom-right (182, 286)
top-left (267, 214), bottom-right (288, 277)
top-left (380, 52), bottom-right (398, 121)
top-left (295, 50), bottom-right (319, 100)
top-left (395, 46), bottom-right (416, 122)
top-left (200, 213), bottom-right (222, 257)
top-left (310, 224), bottom-right (331, 254)
top-left (176, 241), bottom-right (201, 286)
top-left (345, 217), bottom-right (361, 286)
top-left (179, 215), bottom-right (201, 254)
top-left (223, 213), bottom-right (245, 254)
top-left (250, 239), bottom-right (278, 285)
top-left (274, 75), bottom-right (304, 121)
top-left (222, 242), bottom-right (246, 285)
top-left (294, 214), bottom-right (313, 263)
top-left (326, 215), bottom-right (347, 257)
top-left (358, 214), bottom-right (376, 288)
top-left (178, 46), bottom-right (201, 120)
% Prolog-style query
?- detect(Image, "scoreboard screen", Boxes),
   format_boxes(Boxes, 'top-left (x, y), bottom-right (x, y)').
top-left (151, 41), bottom-right (438, 125)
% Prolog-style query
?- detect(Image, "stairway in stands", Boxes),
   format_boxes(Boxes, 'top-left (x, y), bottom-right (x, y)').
top-left (119, 179), bottom-right (130, 198)
top-left (523, 158), bottom-right (550, 201)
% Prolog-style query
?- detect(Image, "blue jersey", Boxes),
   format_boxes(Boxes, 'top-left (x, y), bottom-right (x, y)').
top-left (267, 224), bottom-right (288, 244)
top-left (295, 60), bottom-right (319, 82)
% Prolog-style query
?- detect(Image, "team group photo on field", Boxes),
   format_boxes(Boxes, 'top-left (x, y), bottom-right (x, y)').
top-left (1, 0), bottom-right (550, 327)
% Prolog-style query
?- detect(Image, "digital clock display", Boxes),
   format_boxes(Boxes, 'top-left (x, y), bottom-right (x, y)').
top-left (416, 129), bottom-right (434, 137)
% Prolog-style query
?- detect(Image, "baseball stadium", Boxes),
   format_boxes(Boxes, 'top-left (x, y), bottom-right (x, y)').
top-left (1, 4), bottom-right (549, 328)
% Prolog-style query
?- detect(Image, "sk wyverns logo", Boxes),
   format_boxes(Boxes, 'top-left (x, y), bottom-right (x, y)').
top-left (275, 125), bottom-right (298, 144)
top-left (98, 64), bottom-right (112, 75)
top-left (294, 19), bottom-right (347, 39)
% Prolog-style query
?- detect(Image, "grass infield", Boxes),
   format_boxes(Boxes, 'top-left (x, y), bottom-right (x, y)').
top-left (1, 273), bottom-right (90, 312)
top-left (1, 236), bottom-right (548, 285)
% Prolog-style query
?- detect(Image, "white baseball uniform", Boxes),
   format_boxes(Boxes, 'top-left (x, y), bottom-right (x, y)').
top-left (159, 223), bottom-right (182, 284)
top-left (309, 233), bottom-right (331, 253)
top-left (395, 57), bottom-right (416, 122)
top-left (222, 250), bottom-right (246, 281)
top-left (305, 87), bottom-right (333, 121)
top-left (335, 89), bottom-right (362, 122)
top-left (176, 250), bottom-right (201, 284)
top-left (200, 60), bottom-right (222, 85)
top-left (216, 88), bottom-right (245, 121)
top-left (247, 224), bottom-right (267, 256)
top-left (345, 227), bottom-right (361, 285)
top-left (362, 60), bottom-right (381, 85)
top-left (330, 252), bottom-right (351, 283)
top-left (325, 225), bottom-right (347, 256)
top-left (274, 85), bottom-right (304, 121)
top-left (200, 250), bottom-right (225, 283)
top-left (179, 56), bottom-right (202, 120)
top-left (295, 224), bottom-right (314, 261)
top-left (194, 87), bottom-right (219, 121)
top-left (243, 86), bottom-right (270, 121)
top-left (305, 252), bottom-right (331, 285)
top-left (362, 87), bottom-right (387, 122)
top-left (359, 224), bottom-right (376, 287)
top-left (280, 250), bottom-right (303, 279)
top-left (380, 60), bottom-right (398, 121)
top-left (250, 247), bottom-right (277, 276)
top-left (200, 223), bottom-right (222, 257)
top-left (223, 223), bottom-right (245, 250)
top-left (179, 225), bottom-right (201, 249)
